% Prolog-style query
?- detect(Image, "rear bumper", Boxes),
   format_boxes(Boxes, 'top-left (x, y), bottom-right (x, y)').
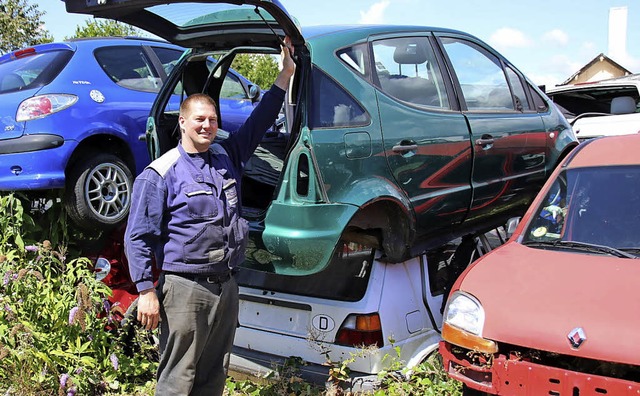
top-left (440, 341), bottom-right (640, 395)
top-left (0, 136), bottom-right (74, 190)
top-left (230, 345), bottom-right (381, 392)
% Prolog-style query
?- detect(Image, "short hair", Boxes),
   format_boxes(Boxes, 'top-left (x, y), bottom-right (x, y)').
top-left (179, 93), bottom-right (217, 115)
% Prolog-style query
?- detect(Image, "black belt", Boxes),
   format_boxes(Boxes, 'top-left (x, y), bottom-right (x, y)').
top-left (165, 271), bottom-right (232, 284)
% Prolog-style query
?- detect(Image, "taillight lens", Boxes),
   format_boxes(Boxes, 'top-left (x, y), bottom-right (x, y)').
top-left (16, 94), bottom-right (77, 122)
top-left (335, 313), bottom-right (383, 347)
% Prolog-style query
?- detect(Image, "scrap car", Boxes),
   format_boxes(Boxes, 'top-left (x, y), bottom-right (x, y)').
top-left (64, 0), bottom-right (578, 389)
top-left (0, 37), bottom-right (262, 230)
top-left (547, 74), bottom-right (640, 141)
top-left (440, 133), bottom-right (640, 395)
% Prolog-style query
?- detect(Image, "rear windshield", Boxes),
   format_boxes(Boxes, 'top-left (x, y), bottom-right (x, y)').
top-left (0, 49), bottom-right (73, 94)
top-left (236, 241), bottom-right (375, 302)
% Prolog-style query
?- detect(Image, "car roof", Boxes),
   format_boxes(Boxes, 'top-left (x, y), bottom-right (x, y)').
top-left (566, 134), bottom-right (640, 169)
top-left (301, 24), bottom-right (466, 39)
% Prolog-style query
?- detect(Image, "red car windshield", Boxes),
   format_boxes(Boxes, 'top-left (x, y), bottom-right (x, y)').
top-left (523, 165), bottom-right (640, 252)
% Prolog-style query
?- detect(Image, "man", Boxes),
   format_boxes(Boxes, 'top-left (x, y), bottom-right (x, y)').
top-left (124, 40), bottom-right (294, 395)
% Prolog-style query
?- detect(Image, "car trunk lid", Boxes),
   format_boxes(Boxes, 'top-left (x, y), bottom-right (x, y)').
top-left (63, 0), bottom-right (304, 49)
top-left (0, 43), bottom-right (75, 140)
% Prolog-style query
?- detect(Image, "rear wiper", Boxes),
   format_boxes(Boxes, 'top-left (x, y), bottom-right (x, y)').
top-left (523, 240), bottom-right (638, 259)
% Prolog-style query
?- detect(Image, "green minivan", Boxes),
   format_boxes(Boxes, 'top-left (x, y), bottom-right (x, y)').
top-left (65, 0), bottom-right (578, 276)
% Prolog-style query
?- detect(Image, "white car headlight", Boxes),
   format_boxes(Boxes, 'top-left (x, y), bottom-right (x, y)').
top-left (444, 291), bottom-right (485, 336)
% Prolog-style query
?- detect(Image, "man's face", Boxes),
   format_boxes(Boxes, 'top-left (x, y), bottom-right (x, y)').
top-left (179, 100), bottom-right (218, 153)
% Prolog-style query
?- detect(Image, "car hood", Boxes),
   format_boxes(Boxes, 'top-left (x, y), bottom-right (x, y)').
top-left (458, 241), bottom-right (640, 365)
top-left (63, 0), bottom-right (304, 50)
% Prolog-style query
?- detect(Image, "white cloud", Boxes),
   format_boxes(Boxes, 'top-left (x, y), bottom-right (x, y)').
top-left (489, 27), bottom-right (532, 50)
top-left (542, 29), bottom-right (569, 46)
top-left (359, 1), bottom-right (390, 24)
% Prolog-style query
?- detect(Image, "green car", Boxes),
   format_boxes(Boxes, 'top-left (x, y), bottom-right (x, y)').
top-left (65, 0), bottom-right (578, 276)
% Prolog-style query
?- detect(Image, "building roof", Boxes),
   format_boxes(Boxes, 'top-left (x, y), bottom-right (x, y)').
top-left (560, 53), bottom-right (633, 86)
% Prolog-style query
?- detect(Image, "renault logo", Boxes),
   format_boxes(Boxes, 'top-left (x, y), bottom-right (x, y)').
top-left (567, 327), bottom-right (586, 349)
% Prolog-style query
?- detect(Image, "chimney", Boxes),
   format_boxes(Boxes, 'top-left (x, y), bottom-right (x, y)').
top-left (608, 6), bottom-right (627, 62)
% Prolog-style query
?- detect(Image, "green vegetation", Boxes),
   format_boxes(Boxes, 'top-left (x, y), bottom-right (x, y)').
top-left (0, 192), bottom-right (462, 395)
top-left (0, 0), bottom-right (53, 53)
top-left (68, 19), bottom-right (143, 40)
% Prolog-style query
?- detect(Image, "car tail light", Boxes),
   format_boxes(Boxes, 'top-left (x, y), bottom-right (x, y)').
top-left (16, 94), bottom-right (77, 122)
top-left (335, 313), bottom-right (383, 347)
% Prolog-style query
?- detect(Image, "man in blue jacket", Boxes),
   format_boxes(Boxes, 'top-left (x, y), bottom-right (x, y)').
top-left (124, 39), bottom-right (294, 395)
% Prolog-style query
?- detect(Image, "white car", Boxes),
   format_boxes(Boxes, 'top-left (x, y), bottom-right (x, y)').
top-left (231, 234), bottom-right (499, 390)
top-left (547, 75), bottom-right (640, 141)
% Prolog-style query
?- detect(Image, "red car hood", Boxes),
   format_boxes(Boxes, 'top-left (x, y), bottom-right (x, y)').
top-left (458, 242), bottom-right (640, 365)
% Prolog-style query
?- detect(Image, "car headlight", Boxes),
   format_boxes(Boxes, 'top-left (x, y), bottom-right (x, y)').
top-left (94, 257), bottom-right (111, 282)
top-left (444, 291), bottom-right (485, 335)
top-left (442, 291), bottom-right (498, 353)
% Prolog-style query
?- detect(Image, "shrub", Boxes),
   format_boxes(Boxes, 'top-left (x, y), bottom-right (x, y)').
top-left (0, 193), bottom-right (157, 395)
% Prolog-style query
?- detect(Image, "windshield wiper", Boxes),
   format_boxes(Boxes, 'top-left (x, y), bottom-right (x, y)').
top-left (523, 240), bottom-right (638, 259)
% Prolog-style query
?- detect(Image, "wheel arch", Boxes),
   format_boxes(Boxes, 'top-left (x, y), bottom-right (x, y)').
top-left (66, 133), bottom-right (136, 179)
top-left (343, 197), bottom-right (416, 263)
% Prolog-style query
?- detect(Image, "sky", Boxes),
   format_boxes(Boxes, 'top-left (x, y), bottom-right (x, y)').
top-left (41, 0), bottom-right (640, 88)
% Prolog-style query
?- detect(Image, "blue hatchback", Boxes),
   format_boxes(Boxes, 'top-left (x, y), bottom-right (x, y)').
top-left (0, 37), bottom-right (261, 229)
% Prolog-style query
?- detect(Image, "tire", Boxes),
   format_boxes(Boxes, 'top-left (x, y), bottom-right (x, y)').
top-left (65, 153), bottom-right (133, 231)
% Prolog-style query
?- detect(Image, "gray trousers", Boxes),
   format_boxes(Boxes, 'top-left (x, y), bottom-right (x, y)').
top-left (155, 273), bottom-right (239, 396)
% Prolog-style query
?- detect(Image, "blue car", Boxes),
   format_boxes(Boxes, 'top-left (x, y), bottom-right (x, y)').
top-left (0, 37), bottom-right (261, 229)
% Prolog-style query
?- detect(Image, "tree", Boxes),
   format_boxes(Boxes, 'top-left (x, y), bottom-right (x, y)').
top-left (68, 19), bottom-right (143, 40)
top-left (0, 0), bottom-right (53, 53)
top-left (231, 53), bottom-right (279, 90)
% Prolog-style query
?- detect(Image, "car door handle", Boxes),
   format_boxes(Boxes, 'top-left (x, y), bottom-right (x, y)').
top-left (392, 144), bottom-right (418, 152)
top-left (475, 138), bottom-right (494, 146)
top-left (138, 134), bottom-right (146, 141)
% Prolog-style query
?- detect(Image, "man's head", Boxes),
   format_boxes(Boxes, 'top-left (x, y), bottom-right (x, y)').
top-left (178, 93), bottom-right (218, 153)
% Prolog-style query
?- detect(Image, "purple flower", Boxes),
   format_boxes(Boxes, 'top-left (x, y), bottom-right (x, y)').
top-left (3, 271), bottom-right (10, 286)
top-left (59, 373), bottom-right (69, 388)
top-left (102, 299), bottom-right (111, 313)
top-left (68, 306), bottom-right (79, 325)
top-left (110, 353), bottom-right (119, 371)
top-left (75, 367), bottom-right (83, 374)
top-left (25, 245), bottom-right (38, 252)
top-left (67, 387), bottom-right (76, 396)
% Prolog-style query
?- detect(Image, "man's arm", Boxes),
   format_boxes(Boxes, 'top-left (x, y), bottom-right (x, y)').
top-left (223, 39), bottom-right (296, 166)
top-left (124, 170), bottom-right (166, 330)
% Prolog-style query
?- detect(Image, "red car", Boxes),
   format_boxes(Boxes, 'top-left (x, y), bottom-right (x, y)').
top-left (439, 134), bottom-right (640, 395)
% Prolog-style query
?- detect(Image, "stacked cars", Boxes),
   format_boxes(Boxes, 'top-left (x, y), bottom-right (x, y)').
top-left (61, 0), bottom-right (580, 390)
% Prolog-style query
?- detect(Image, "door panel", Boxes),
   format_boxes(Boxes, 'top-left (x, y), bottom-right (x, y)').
top-left (372, 36), bottom-right (473, 236)
top-left (438, 36), bottom-right (547, 223)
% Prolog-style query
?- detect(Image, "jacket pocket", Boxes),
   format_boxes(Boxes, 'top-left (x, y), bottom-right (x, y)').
top-left (184, 183), bottom-right (218, 219)
top-left (183, 222), bottom-right (225, 264)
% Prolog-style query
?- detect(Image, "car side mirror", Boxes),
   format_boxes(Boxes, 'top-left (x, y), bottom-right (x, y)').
top-left (249, 85), bottom-right (261, 102)
top-left (505, 217), bottom-right (520, 239)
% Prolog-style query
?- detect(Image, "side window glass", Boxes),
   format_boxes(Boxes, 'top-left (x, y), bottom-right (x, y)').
top-left (149, 47), bottom-right (183, 77)
top-left (337, 43), bottom-right (369, 76)
top-left (506, 66), bottom-right (531, 111)
top-left (372, 37), bottom-right (450, 109)
top-left (441, 37), bottom-right (513, 111)
top-left (95, 46), bottom-right (158, 92)
top-left (221, 73), bottom-right (247, 100)
top-left (309, 67), bottom-right (370, 129)
top-left (529, 83), bottom-right (549, 112)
